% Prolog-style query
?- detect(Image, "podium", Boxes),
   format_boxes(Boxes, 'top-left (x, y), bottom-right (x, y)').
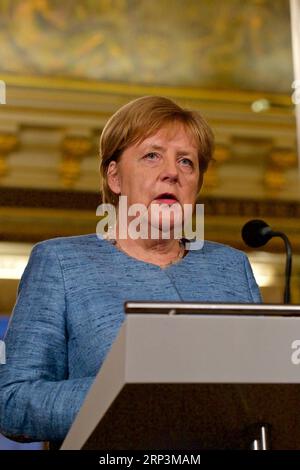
top-left (61, 302), bottom-right (300, 450)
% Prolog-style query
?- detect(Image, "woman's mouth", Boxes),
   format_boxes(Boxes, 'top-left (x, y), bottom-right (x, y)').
top-left (153, 193), bottom-right (179, 205)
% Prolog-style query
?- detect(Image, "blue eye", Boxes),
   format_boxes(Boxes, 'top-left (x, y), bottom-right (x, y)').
top-left (144, 152), bottom-right (159, 160)
top-left (180, 158), bottom-right (193, 167)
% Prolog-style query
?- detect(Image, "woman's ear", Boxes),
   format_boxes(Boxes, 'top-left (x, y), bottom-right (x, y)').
top-left (107, 160), bottom-right (121, 195)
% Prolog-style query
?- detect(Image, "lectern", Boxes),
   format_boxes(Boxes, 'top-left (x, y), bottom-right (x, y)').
top-left (61, 302), bottom-right (300, 450)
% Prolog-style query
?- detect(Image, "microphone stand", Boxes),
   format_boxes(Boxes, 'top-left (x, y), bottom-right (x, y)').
top-left (268, 230), bottom-right (292, 304)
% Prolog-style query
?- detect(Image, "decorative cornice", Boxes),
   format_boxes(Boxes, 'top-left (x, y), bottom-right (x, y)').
top-left (1, 73), bottom-right (294, 110)
top-left (199, 197), bottom-right (300, 219)
top-left (0, 187), bottom-right (300, 218)
top-left (0, 190), bottom-right (299, 253)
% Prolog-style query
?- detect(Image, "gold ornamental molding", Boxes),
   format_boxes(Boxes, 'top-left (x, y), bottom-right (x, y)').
top-left (264, 147), bottom-right (298, 191)
top-left (0, 133), bottom-right (18, 178)
top-left (204, 144), bottom-right (231, 189)
top-left (60, 135), bottom-right (93, 188)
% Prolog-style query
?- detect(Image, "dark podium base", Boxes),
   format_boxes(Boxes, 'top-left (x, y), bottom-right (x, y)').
top-left (82, 383), bottom-right (300, 450)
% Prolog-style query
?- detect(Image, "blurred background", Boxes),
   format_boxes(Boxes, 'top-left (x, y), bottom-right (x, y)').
top-left (0, 0), bottom-right (299, 449)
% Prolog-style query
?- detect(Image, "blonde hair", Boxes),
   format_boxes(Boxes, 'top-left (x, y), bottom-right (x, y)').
top-left (99, 95), bottom-right (214, 205)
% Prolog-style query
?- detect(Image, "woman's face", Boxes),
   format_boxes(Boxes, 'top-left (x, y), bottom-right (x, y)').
top-left (107, 121), bottom-right (202, 236)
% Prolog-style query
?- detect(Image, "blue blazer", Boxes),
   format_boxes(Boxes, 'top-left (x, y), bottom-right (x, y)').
top-left (0, 234), bottom-right (262, 442)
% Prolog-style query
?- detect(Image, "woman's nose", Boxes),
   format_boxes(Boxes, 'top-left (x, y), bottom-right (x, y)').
top-left (160, 157), bottom-right (179, 182)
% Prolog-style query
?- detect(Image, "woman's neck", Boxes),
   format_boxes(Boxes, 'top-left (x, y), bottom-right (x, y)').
top-left (113, 221), bottom-right (185, 267)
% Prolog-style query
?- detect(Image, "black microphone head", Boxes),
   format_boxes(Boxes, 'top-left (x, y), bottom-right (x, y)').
top-left (241, 219), bottom-right (273, 248)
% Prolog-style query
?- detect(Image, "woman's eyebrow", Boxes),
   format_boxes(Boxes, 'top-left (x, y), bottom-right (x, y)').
top-left (142, 144), bottom-right (166, 152)
top-left (143, 143), bottom-right (196, 155)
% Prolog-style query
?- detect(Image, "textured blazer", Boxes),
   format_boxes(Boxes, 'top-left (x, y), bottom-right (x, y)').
top-left (0, 234), bottom-right (262, 442)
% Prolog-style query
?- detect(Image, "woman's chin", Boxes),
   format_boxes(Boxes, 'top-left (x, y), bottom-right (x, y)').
top-left (148, 219), bottom-right (183, 240)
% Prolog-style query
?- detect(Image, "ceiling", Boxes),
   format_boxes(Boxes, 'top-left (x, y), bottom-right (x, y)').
top-left (0, 0), bottom-right (294, 93)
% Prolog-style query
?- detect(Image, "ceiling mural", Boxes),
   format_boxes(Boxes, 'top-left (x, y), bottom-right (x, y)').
top-left (0, 0), bottom-right (293, 93)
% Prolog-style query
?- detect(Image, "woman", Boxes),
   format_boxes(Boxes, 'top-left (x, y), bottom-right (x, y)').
top-left (0, 96), bottom-right (261, 444)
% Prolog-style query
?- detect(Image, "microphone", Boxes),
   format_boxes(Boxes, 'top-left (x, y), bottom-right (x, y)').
top-left (241, 219), bottom-right (274, 248)
top-left (241, 219), bottom-right (292, 304)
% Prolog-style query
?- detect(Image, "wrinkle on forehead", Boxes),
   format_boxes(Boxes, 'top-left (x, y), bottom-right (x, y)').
top-left (137, 121), bottom-right (198, 152)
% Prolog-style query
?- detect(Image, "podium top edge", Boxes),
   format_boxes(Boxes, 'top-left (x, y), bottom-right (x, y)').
top-left (124, 302), bottom-right (300, 317)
